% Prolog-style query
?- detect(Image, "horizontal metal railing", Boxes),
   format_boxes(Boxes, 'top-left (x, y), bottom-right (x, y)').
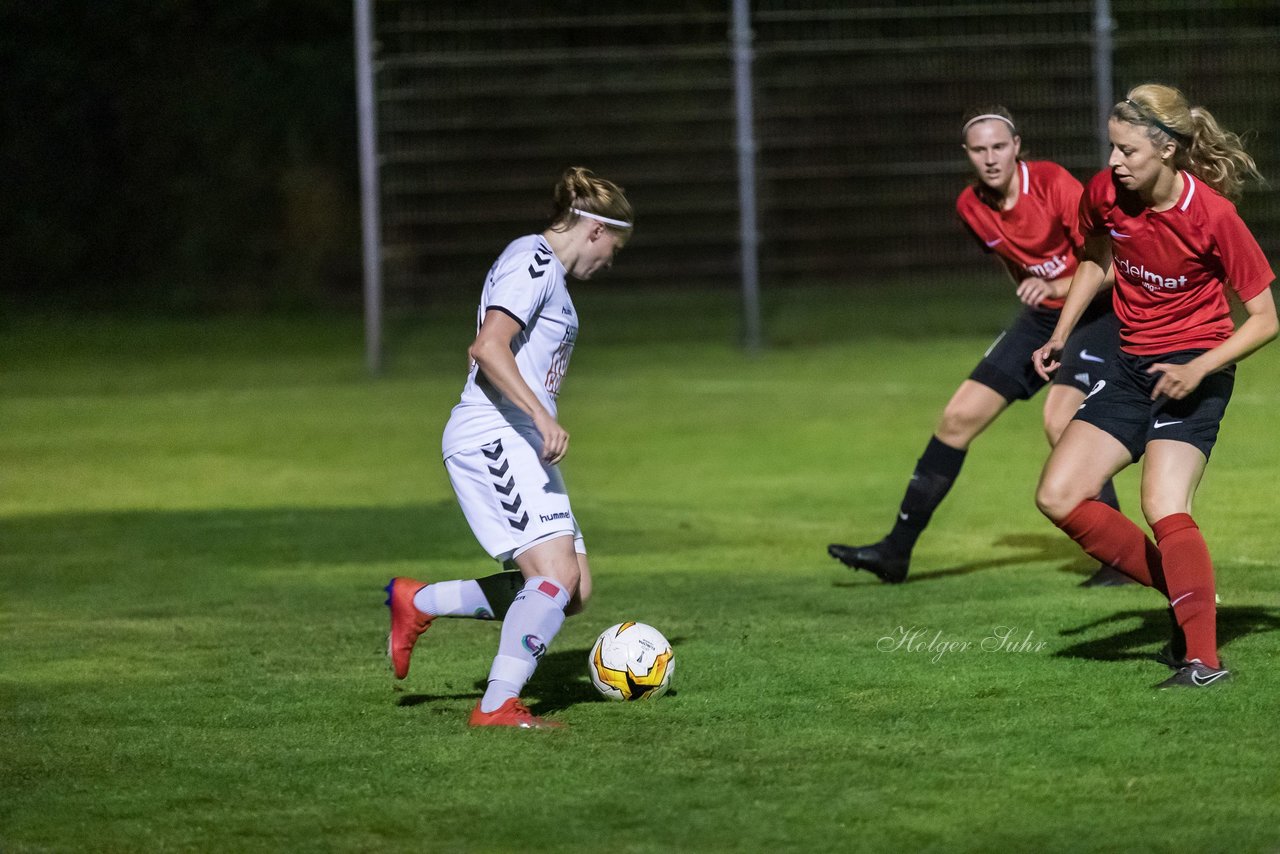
top-left (368, 3), bottom-right (1280, 304)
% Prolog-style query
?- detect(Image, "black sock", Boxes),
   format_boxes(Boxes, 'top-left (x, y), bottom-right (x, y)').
top-left (884, 437), bottom-right (967, 556)
top-left (1097, 478), bottom-right (1120, 511)
top-left (476, 568), bottom-right (524, 620)
top-left (1167, 606), bottom-right (1187, 660)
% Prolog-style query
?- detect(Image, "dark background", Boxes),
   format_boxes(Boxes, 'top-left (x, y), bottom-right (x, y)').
top-left (5, 3), bottom-right (1278, 313)
top-left (2, 1), bottom-right (358, 310)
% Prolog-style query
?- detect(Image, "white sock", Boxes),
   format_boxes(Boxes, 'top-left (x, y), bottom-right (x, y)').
top-left (413, 580), bottom-right (494, 619)
top-left (479, 577), bottom-right (569, 713)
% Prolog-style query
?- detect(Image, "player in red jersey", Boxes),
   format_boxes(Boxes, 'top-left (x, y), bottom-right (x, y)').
top-left (1033, 84), bottom-right (1277, 688)
top-left (829, 106), bottom-right (1125, 585)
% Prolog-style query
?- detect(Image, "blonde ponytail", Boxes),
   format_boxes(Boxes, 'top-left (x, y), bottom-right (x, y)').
top-left (549, 167), bottom-right (634, 232)
top-left (1185, 106), bottom-right (1262, 202)
top-left (1113, 83), bottom-right (1262, 201)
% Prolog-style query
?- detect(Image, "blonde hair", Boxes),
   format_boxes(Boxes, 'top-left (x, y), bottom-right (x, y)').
top-left (1113, 83), bottom-right (1262, 201)
top-left (549, 166), bottom-right (634, 233)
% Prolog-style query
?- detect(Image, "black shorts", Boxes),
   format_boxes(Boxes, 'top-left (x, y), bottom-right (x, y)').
top-left (1057, 307), bottom-right (1121, 396)
top-left (1072, 349), bottom-right (1235, 462)
top-left (969, 296), bottom-right (1119, 402)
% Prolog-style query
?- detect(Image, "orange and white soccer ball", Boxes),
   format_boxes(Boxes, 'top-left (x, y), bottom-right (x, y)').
top-left (588, 622), bottom-right (675, 701)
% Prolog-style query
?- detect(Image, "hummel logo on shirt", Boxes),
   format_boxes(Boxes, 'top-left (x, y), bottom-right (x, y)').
top-left (527, 253), bottom-right (551, 279)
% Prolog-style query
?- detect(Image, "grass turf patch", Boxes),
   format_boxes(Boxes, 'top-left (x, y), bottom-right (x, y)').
top-left (3, 282), bottom-right (1280, 852)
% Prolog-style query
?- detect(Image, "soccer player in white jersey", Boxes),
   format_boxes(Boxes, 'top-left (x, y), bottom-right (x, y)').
top-left (385, 167), bottom-right (633, 728)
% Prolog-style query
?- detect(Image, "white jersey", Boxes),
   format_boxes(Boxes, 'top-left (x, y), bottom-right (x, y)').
top-left (442, 234), bottom-right (577, 459)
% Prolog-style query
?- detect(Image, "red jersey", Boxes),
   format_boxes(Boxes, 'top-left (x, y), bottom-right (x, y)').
top-left (956, 160), bottom-right (1084, 311)
top-left (1080, 169), bottom-right (1275, 355)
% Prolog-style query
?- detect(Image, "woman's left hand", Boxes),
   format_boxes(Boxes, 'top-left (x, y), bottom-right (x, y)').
top-left (1147, 361), bottom-right (1207, 400)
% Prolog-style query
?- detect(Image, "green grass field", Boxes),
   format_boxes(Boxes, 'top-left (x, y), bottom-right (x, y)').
top-left (4, 282), bottom-right (1280, 853)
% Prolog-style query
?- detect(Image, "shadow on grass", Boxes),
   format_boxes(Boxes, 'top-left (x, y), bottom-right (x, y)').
top-left (832, 531), bottom-right (1083, 586)
top-left (0, 503), bottom-right (481, 571)
top-left (527, 647), bottom-right (603, 715)
top-left (396, 691), bottom-right (483, 707)
top-left (1055, 605), bottom-right (1280, 662)
top-left (397, 634), bottom-right (689, 716)
top-left (0, 504), bottom-right (715, 575)
top-left (391, 647), bottom-right (597, 716)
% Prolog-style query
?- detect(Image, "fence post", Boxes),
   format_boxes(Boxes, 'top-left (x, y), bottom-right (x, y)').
top-left (354, 0), bottom-right (383, 376)
top-left (731, 0), bottom-right (762, 353)
top-left (1092, 0), bottom-right (1115, 165)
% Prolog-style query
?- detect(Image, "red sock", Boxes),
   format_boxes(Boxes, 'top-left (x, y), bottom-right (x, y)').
top-left (1153, 513), bottom-right (1219, 669)
top-left (1058, 500), bottom-right (1167, 594)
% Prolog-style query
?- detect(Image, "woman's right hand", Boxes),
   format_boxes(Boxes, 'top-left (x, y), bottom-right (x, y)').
top-left (1016, 277), bottom-right (1055, 308)
top-left (1032, 337), bottom-right (1065, 382)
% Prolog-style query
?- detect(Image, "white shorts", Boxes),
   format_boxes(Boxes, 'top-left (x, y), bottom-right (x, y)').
top-left (445, 430), bottom-right (586, 563)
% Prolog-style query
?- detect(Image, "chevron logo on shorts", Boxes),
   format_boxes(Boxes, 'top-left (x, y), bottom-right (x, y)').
top-left (481, 439), bottom-right (528, 531)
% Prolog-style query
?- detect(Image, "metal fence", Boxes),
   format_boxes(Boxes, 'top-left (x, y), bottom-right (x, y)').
top-left (356, 1), bottom-right (1280, 364)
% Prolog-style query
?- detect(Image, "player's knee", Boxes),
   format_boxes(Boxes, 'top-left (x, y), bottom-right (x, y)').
top-left (936, 404), bottom-right (981, 446)
top-left (546, 564), bottom-right (581, 598)
top-left (1140, 494), bottom-right (1190, 527)
top-left (1035, 477), bottom-right (1075, 522)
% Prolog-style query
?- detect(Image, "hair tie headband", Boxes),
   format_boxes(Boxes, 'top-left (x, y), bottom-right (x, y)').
top-left (961, 114), bottom-right (1017, 135)
top-left (571, 208), bottom-right (633, 229)
top-left (1124, 99), bottom-right (1191, 145)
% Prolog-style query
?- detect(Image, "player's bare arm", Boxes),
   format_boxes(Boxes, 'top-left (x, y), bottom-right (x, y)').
top-left (1147, 285), bottom-right (1278, 400)
top-left (997, 256), bottom-right (1056, 309)
top-left (1033, 233), bottom-right (1112, 379)
top-left (469, 308), bottom-right (570, 463)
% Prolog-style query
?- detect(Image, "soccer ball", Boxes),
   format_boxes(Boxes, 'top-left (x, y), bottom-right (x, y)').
top-left (588, 622), bottom-right (675, 701)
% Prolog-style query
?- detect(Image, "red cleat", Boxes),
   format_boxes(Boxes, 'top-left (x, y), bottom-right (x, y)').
top-left (468, 698), bottom-right (563, 729)
top-left (385, 577), bottom-right (434, 679)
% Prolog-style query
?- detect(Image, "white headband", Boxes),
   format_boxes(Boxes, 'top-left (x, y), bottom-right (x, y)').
top-left (571, 207), bottom-right (633, 229)
top-left (962, 114), bottom-right (1017, 135)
